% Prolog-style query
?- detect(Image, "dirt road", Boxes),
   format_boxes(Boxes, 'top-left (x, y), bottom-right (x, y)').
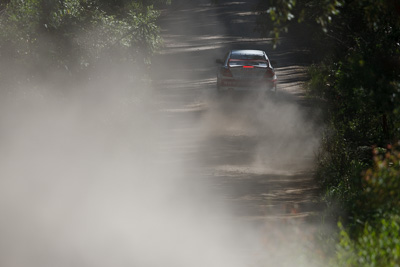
top-left (153, 0), bottom-right (322, 223)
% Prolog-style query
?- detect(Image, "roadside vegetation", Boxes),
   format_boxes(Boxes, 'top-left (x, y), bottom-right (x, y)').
top-left (256, 0), bottom-right (400, 265)
top-left (0, 0), bottom-right (169, 87)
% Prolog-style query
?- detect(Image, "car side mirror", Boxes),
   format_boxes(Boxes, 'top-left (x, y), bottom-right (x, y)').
top-left (215, 59), bottom-right (224, 64)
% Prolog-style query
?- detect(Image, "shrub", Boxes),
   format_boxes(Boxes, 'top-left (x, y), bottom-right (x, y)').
top-left (0, 0), bottom-right (163, 82)
top-left (335, 216), bottom-right (400, 267)
top-left (362, 147), bottom-right (400, 218)
top-left (333, 147), bottom-right (400, 266)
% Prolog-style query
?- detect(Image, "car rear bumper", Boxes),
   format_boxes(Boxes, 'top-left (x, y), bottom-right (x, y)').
top-left (218, 78), bottom-right (276, 91)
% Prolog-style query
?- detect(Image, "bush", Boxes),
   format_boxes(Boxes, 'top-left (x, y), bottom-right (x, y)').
top-left (0, 0), bottom-right (164, 82)
top-left (332, 147), bottom-right (400, 266)
top-left (335, 216), bottom-right (400, 267)
top-left (362, 147), bottom-right (400, 218)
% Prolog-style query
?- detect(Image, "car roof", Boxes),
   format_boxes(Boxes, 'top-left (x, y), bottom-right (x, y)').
top-left (230, 50), bottom-right (265, 56)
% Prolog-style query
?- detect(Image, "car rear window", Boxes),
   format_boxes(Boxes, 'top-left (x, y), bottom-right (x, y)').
top-left (228, 59), bottom-right (268, 68)
top-left (228, 53), bottom-right (268, 67)
top-left (230, 54), bottom-right (265, 60)
top-left (228, 61), bottom-right (267, 67)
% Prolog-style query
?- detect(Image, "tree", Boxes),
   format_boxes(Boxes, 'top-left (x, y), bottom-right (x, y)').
top-left (255, 1), bottom-right (400, 263)
top-left (0, 0), bottom-right (168, 82)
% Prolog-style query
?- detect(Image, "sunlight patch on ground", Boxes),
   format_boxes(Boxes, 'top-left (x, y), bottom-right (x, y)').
top-left (213, 165), bottom-right (307, 176)
top-left (159, 35), bottom-right (273, 55)
top-left (161, 102), bottom-right (208, 113)
top-left (221, 2), bottom-right (247, 6)
top-left (236, 11), bottom-right (257, 16)
top-left (161, 44), bottom-right (225, 54)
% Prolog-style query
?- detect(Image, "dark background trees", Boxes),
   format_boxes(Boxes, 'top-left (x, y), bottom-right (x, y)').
top-left (255, 0), bottom-right (400, 264)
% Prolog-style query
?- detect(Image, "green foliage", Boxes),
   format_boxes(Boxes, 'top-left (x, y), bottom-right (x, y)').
top-left (0, 0), bottom-right (41, 58)
top-left (322, 147), bottom-right (400, 265)
top-left (255, 0), bottom-right (342, 44)
top-left (335, 216), bottom-right (400, 267)
top-left (316, 126), bottom-right (368, 223)
top-left (302, 0), bottom-right (400, 215)
top-left (362, 148), bottom-right (400, 217)
top-left (264, 1), bottom-right (400, 262)
top-left (255, 0), bottom-right (298, 42)
top-left (0, 0), bottom-right (166, 81)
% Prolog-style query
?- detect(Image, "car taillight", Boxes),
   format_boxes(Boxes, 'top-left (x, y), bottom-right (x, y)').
top-left (264, 68), bottom-right (274, 78)
top-left (220, 68), bottom-right (233, 77)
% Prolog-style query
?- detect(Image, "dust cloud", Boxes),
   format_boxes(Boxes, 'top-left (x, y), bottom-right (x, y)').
top-left (200, 94), bottom-right (321, 173)
top-left (0, 74), bottom-right (324, 267)
top-left (0, 71), bottom-right (246, 267)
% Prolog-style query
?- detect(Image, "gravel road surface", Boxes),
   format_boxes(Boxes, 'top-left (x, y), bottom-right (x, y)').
top-left (153, 0), bottom-right (323, 223)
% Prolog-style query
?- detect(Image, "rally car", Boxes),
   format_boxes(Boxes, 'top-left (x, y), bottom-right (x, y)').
top-left (216, 49), bottom-right (277, 94)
